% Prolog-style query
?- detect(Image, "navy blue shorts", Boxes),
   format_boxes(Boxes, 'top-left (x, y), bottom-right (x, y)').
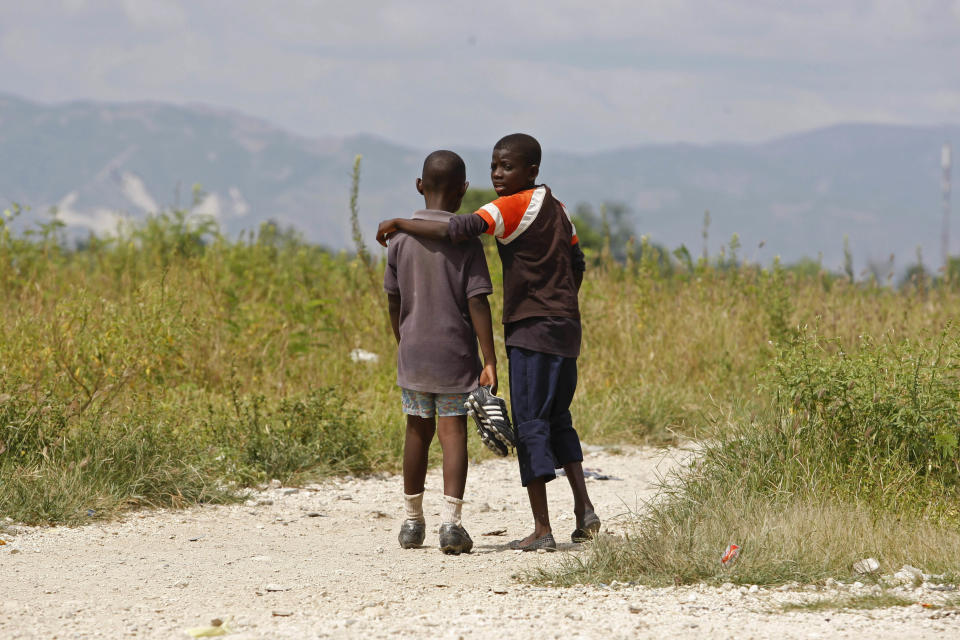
top-left (508, 346), bottom-right (584, 486)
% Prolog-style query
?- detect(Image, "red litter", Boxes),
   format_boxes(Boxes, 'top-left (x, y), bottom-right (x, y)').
top-left (721, 543), bottom-right (740, 567)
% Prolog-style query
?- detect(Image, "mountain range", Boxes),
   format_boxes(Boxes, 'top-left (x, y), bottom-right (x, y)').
top-left (1, 92), bottom-right (956, 272)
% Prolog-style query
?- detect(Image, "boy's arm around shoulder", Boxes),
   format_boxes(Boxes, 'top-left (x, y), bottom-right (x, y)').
top-left (376, 213), bottom-right (489, 247)
top-left (376, 218), bottom-right (447, 246)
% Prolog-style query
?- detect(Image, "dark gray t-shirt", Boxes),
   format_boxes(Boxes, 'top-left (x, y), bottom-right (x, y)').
top-left (384, 210), bottom-right (493, 393)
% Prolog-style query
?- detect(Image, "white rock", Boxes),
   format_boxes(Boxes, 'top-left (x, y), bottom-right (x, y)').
top-left (892, 565), bottom-right (924, 586)
top-left (853, 557), bottom-right (880, 574)
top-left (349, 348), bottom-right (379, 363)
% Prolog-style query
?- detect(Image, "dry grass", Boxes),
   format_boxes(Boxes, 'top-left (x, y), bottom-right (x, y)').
top-left (543, 499), bottom-right (960, 588)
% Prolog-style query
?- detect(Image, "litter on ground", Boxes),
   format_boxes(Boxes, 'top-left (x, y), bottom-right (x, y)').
top-left (721, 543), bottom-right (740, 567)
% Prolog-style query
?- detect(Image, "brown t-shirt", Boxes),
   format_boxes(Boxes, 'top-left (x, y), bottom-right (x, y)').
top-left (384, 209), bottom-right (493, 393)
top-left (448, 186), bottom-right (585, 358)
top-left (504, 315), bottom-right (582, 359)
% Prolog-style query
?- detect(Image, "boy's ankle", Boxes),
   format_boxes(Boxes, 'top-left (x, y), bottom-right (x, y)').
top-left (403, 491), bottom-right (425, 522)
top-left (441, 495), bottom-right (464, 526)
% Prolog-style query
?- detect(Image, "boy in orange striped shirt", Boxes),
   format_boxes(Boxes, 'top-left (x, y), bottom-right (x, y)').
top-left (376, 134), bottom-right (600, 551)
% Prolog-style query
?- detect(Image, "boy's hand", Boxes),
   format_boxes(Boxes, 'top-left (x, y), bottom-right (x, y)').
top-left (479, 363), bottom-right (497, 395)
top-left (376, 219), bottom-right (400, 246)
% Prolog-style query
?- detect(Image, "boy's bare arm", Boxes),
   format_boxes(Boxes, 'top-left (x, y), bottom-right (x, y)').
top-left (387, 293), bottom-right (401, 343)
top-left (467, 294), bottom-right (498, 394)
top-left (376, 214), bottom-right (489, 247)
top-left (376, 218), bottom-right (448, 247)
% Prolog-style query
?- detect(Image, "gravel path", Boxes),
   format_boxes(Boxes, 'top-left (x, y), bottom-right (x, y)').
top-left (2, 446), bottom-right (958, 639)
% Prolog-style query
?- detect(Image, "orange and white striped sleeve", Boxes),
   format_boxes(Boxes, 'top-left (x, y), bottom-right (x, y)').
top-left (473, 188), bottom-right (580, 246)
top-left (474, 190), bottom-right (534, 240)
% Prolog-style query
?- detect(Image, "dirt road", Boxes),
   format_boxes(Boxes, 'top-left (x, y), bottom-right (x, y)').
top-left (1, 446), bottom-right (957, 638)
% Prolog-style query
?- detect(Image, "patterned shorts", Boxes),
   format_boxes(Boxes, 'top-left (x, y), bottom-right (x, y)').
top-left (401, 388), bottom-right (470, 418)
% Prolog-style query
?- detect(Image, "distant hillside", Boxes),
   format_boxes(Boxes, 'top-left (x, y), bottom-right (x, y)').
top-left (1, 93), bottom-right (956, 271)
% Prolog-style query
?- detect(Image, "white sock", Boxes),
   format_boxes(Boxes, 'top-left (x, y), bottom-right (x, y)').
top-left (403, 492), bottom-right (424, 522)
top-left (441, 495), bottom-right (464, 526)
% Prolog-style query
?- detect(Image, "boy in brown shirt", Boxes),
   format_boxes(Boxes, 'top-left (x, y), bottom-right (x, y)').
top-left (383, 150), bottom-right (497, 555)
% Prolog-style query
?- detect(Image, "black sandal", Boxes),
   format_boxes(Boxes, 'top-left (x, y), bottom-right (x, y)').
top-left (571, 512), bottom-right (601, 543)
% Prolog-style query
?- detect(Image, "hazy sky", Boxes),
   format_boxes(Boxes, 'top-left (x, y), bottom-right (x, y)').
top-left (2, 0), bottom-right (959, 151)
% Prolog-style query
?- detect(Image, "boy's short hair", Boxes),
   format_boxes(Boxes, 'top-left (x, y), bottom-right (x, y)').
top-left (494, 133), bottom-right (541, 167)
top-left (421, 150), bottom-right (466, 191)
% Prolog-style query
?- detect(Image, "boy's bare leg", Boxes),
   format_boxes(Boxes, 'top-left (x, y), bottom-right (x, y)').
top-left (514, 479), bottom-right (552, 546)
top-left (436, 415), bottom-right (468, 499)
top-left (563, 461), bottom-right (597, 527)
top-left (403, 415), bottom-right (435, 495)
top-left (436, 415), bottom-right (473, 554)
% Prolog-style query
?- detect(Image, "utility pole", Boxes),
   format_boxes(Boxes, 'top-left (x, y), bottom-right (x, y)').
top-left (942, 142), bottom-right (952, 270)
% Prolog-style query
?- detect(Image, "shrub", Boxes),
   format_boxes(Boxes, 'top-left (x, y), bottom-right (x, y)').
top-left (767, 329), bottom-right (960, 505)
